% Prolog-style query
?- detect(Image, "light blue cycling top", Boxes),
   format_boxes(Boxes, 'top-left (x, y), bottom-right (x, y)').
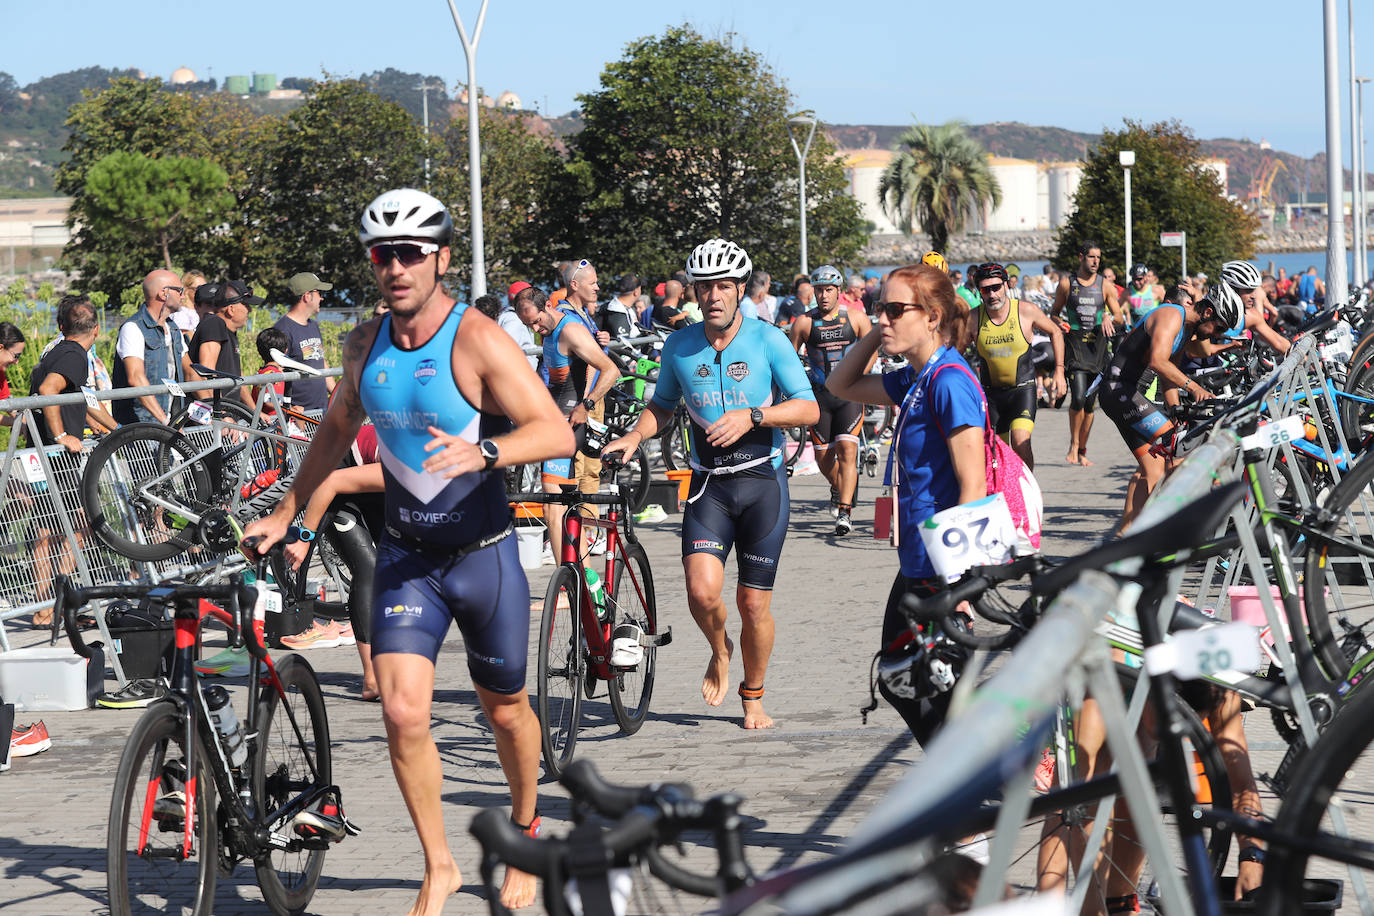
top-left (652, 314), bottom-right (814, 474)
top-left (359, 303), bottom-right (510, 546)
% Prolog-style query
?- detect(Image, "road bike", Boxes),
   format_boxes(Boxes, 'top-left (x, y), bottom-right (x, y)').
top-left (54, 535), bottom-right (356, 916)
top-left (514, 474), bottom-right (671, 779)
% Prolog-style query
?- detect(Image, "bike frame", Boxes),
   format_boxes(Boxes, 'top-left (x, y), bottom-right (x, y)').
top-left (560, 502), bottom-right (649, 684)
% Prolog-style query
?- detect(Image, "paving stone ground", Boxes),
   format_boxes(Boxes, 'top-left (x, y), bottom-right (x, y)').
top-left (0, 407), bottom-right (1300, 914)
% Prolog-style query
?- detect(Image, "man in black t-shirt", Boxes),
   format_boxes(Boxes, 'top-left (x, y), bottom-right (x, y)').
top-left (274, 272), bottom-right (336, 414)
top-left (31, 297), bottom-right (114, 448)
top-left (652, 278), bottom-right (689, 328)
top-left (191, 279), bottom-right (260, 408)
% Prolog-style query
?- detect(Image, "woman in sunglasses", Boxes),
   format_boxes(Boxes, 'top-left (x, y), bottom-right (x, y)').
top-left (827, 263), bottom-right (988, 746)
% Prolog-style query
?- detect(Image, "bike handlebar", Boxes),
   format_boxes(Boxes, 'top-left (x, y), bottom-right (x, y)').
top-left (560, 758), bottom-right (696, 817)
top-left (898, 555), bottom-right (1043, 650)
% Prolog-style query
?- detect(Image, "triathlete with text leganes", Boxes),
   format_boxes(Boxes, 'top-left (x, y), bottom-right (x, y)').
top-left (603, 238), bottom-right (818, 730)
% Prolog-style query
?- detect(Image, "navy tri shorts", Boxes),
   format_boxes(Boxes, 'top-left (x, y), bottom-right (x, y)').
top-left (681, 463), bottom-right (789, 590)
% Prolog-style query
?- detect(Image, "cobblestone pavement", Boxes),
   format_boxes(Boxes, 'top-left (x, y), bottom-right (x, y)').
top-left (0, 407), bottom-right (1299, 914)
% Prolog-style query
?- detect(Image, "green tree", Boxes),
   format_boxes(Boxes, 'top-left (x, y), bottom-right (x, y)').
top-left (433, 108), bottom-right (578, 292)
top-left (877, 121), bottom-right (1002, 254)
top-left (569, 25), bottom-right (866, 282)
top-left (84, 151), bottom-right (234, 269)
top-left (264, 80), bottom-right (426, 306)
top-left (1052, 120), bottom-right (1260, 287)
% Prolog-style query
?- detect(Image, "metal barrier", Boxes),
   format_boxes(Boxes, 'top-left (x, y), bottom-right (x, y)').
top-left (0, 368), bottom-right (341, 659)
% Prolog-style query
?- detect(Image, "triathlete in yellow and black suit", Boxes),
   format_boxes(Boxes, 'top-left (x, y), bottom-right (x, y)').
top-left (973, 262), bottom-right (1064, 470)
top-left (789, 264), bottom-right (874, 536)
top-left (1051, 241), bottom-right (1123, 467)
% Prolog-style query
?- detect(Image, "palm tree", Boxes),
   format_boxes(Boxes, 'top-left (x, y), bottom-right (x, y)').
top-left (877, 121), bottom-right (1002, 253)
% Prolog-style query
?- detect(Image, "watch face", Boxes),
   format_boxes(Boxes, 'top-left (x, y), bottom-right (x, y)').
top-left (480, 439), bottom-right (499, 463)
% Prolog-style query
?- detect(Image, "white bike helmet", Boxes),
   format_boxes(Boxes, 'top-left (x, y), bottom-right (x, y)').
top-left (686, 238), bottom-right (752, 283)
top-left (810, 264), bottom-right (843, 288)
top-left (1204, 283), bottom-right (1245, 332)
top-left (359, 188), bottom-right (453, 247)
top-left (1220, 260), bottom-right (1262, 292)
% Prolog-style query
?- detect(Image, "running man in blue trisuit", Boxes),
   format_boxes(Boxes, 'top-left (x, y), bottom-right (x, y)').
top-left (604, 238), bottom-right (818, 729)
top-left (246, 188), bottom-right (573, 915)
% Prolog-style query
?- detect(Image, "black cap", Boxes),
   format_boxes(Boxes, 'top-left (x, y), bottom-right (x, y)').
top-left (615, 273), bottom-right (641, 294)
top-left (214, 279), bottom-right (265, 309)
top-left (195, 282), bottom-right (222, 307)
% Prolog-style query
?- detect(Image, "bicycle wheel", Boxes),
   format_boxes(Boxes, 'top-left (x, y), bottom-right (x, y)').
top-left (107, 701), bottom-right (218, 916)
top-left (82, 423), bottom-right (215, 562)
top-left (1341, 350), bottom-right (1374, 445)
top-left (784, 426), bottom-right (810, 470)
top-left (608, 542), bottom-right (658, 735)
top-left (252, 653), bottom-right (332, 914)
top-left (659, 416), bottom-right (689, 473)
top-left (615, 446), bottom-right (651, 515)
top-left (1259, 675), bottom-right (1374, 915)
top-left (537, 564), bottom-right (584, 778)
top-left (1302, 450), bottom-right (1374, 679)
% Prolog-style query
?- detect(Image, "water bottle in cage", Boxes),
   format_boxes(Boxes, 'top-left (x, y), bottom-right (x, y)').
top-left (241, 468), bottom-right (281, 499)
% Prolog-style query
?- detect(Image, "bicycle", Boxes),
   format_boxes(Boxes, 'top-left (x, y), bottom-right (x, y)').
top-left (80, 362), bottom-right (322, 563)
top-left (53, 534), bottom-right (356, 916)
top-left (513, 471), bottom-right (672, 779)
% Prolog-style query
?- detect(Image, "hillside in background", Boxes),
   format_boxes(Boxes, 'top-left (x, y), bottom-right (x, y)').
top-left (0, 66), bottom-right (1352, 209)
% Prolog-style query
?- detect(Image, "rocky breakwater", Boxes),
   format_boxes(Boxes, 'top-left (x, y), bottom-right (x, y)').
top-left (861, 231), bottom-right (1056, 266)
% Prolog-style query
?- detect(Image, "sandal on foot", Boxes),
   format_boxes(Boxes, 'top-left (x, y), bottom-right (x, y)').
top-left (738, 683), bottom-right (765, 702)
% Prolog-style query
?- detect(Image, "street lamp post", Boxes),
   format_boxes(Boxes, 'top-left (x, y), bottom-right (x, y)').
top-left (1359, 76), bottom-right (1370, 290)
top-left (445, 0), bottom-right (490, 298)
top-left (787, 115), bottom-right (818, 276)
top-left (1120, 149), bottom-right (1136, 276)
top-left (1323, 0), bottom-right (1349, 298)
top-left (416, 81), bottom-right (438, 190)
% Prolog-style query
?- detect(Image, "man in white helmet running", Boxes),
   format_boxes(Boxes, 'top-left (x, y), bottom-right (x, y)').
top-left (604, 238), bottom-right (818, 729)
top-left (245, 188), bottom-right (573, 914)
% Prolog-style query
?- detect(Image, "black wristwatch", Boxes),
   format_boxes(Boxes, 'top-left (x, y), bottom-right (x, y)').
top-left (478, 438), bottom-right (499, 471)
top-left (1238, 846), bottom-right (1266, 865)
top-left (750, 407), bottom-right (764, 428)
top-left (581, 397), bottom-right (596, 411)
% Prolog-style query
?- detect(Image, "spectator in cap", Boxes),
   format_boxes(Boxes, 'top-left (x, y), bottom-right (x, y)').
top-left (273, 272), bottom-right (336, 415)
top-left (112, 268), bottom-right (199, 425)
top-left (499, 281), bottom-right (538, 370)
top-left (600, 273), bottom-right (641, 343)
top-left (192, 279), bottom-right (260, 409)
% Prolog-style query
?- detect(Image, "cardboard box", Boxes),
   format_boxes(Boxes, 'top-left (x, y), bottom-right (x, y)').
top-left (0, 645), bottom-right (103, 711)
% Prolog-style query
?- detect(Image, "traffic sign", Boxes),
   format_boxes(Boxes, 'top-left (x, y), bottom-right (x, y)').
top-left (1160, 232), bottom-right (1185, 247)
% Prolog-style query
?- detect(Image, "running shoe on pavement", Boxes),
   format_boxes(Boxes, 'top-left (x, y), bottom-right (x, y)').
top-left (634, 504), bottom-right (668, 524)
top-left (97, 679), bottom-right (166, 709)
top-left (1034, 747), bottom-right (1056, 792)
top-left (281, 619), bottom-right (343, 650)
top-left (835, 512), bottom-right (853, 537)
top-left (829, 487), bottom-right (840, 518)
top-left (196, 646), bottom-right (249, 677)
top-left (337, 622), bottom-right (356, 647)
top-left (10, 721), bottom-right (51, 757)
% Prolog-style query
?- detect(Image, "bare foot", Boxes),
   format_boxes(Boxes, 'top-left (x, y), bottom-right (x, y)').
top-left (741, 696), bottom-right (775, 730)
top-left (702, 636), bottom-right (734, 706)
top-left (361, 683), bottom-right (381, 702)
top-left (31, 609), bottom-right (52, 627)
top-left (500, 865), bottom-right (538, 909)
top-left (1077, 449), bottom-right (1094, 467)
top-left (405, 860), bottom-right (462, 916)
top-left (1064, 450), bottom-right (1081, 466)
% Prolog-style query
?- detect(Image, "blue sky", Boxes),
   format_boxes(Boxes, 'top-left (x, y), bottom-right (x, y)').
top-left (8, 0), bottom-right (1373, 160)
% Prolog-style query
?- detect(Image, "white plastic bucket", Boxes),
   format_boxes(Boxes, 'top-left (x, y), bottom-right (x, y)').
top-left (516, 526), bottom-right (544, 570)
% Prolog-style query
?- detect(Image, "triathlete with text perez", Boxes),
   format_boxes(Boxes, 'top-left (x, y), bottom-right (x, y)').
top-left (604, 238), bottom-right (818, 730)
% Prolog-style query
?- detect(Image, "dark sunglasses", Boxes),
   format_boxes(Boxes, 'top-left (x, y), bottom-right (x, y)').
top-left (368, 242), bottom-right (438, 267)
top-left (163, 285), bottom-right (184, 294)
top-left (978, 283), bottom-right (1004, 296)
top-left (877, 301), bottom-right (925, 320)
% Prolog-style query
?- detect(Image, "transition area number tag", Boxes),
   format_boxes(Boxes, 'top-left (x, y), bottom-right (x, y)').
top-left (1143, 622), bottom-right (1261, 681)
top-left (161, 378), bottom-right (185, 399)
top-left (1240, 414), bottom-right (1305, 452)
top-left (186, 401), bottom-right (213, 425)
top-left (920, 493), bottom-right (1017, 582)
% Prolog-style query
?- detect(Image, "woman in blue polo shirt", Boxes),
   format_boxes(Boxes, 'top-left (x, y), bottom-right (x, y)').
top-left (827, 262), bottom-right (988, 746)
